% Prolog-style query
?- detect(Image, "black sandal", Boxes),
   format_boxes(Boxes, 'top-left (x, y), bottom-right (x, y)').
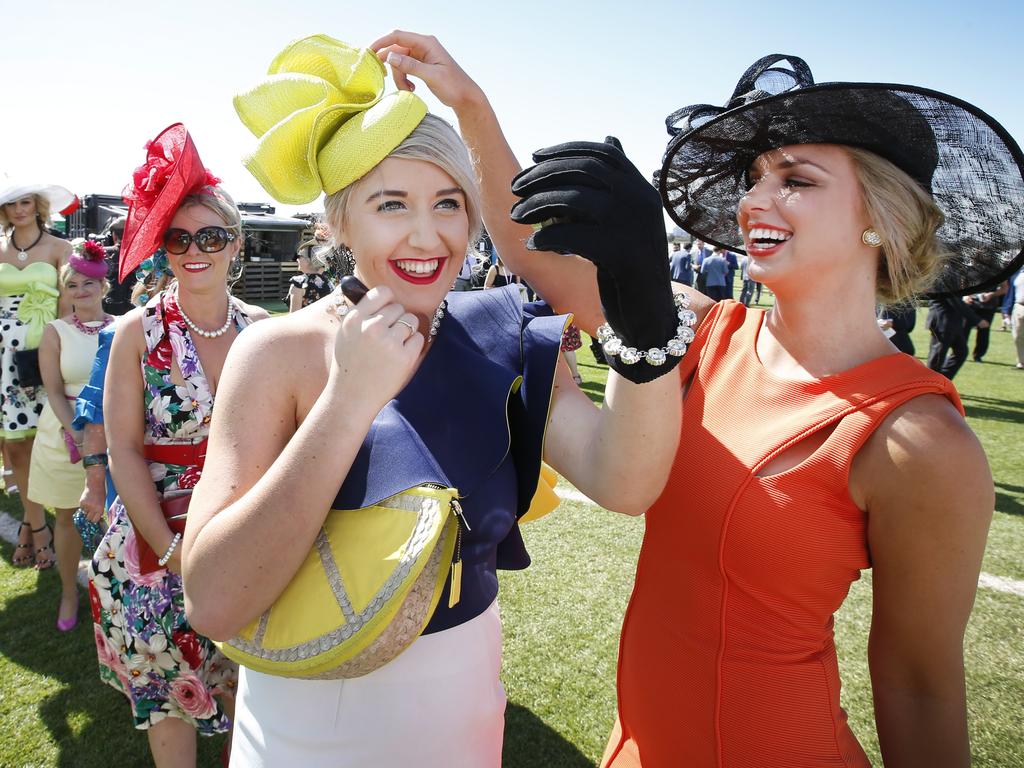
top-left (32, 524), bottom-right (55, 571)
top-left (12, 521), bottom-right (34, 568)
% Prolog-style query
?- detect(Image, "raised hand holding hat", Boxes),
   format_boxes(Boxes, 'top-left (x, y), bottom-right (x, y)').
top-left (511, 138), bottom-right (686, 384)
top-left (234, 34), bottom-right (427, 204)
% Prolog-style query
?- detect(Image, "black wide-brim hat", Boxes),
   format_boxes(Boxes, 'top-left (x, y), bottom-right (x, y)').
top-left (657, 54), bottom-right (1024, 297)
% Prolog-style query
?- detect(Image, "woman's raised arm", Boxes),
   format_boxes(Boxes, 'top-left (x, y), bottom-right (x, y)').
top-left (371, 30), bottom-right (606, 332)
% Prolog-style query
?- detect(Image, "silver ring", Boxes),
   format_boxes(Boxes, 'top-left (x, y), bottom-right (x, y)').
top-left (395, 319), bottom-right (416, 333)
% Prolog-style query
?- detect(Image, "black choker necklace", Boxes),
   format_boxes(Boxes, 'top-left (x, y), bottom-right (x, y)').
top-left (9, 229), bottom-right (43, 262)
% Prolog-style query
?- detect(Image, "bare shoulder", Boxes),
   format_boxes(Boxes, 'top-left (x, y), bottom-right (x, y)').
top-left (672, 282), bottom-right (716, 327)
top-left (852, 393), bottom-right (993, 517)
top-left (111, 306), bottom-right (147, 350)
top-left (227, 302), bottom-right (332, 388)
top-left (235, 299), bottom-right (271, 322)
top-left (46, 233), bottom-right (72, 257)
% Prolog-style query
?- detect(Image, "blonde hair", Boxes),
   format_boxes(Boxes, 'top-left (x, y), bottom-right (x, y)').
top-left (845, 147), bottom-right (949, 304)
top-left (324, 114), bottom-right (483, 251)
top-left (0, 193), bottom-right (52, 229)
top-left (179, 186), bottom-right (242, 233)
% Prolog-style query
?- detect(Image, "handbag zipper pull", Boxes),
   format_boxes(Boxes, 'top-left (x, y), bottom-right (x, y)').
top-left (448, 498), bottom-right (466, 608)
top-left (451, 498), bottom-right (470, 531)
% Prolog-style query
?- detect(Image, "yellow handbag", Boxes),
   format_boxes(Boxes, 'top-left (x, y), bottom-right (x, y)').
top-left (215, 484), bottom-right (465, 679)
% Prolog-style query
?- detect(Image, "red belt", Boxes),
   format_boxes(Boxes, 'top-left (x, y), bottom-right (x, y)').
top-left (143, 439), bottom-right (208, 470)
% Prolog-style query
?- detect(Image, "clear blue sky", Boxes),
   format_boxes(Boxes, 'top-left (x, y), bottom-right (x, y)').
top-left (4, 0), bottom-right (1021, 223)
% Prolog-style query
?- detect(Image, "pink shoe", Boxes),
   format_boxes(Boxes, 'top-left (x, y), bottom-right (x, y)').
top-left (57, 595), bottom-right (79, 632)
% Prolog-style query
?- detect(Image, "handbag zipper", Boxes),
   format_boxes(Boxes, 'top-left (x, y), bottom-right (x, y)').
top-left (449, 498), bottom-right (468, 608)
top-left (419, 485), bottom-right (468, 609)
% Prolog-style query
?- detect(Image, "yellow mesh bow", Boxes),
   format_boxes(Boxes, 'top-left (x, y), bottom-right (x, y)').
top-left (234, 34), bottom-right (428, 204)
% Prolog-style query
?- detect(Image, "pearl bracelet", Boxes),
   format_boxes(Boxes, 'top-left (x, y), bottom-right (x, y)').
top-left (158, 532), bottom-right (183, 567)
top-left (597, 292), bottom-right (697, 366)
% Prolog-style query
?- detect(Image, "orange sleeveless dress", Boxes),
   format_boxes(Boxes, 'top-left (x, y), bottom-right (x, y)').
top-left (602, 301), bottom-right (961, 768)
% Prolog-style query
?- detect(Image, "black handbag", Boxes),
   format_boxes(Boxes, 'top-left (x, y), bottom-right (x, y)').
top-left (13, 348), bottom-right (42, 388)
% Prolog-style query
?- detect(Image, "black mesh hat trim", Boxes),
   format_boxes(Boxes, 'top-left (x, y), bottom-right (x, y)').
top-left (658, 77), bottom-right (1024, 298)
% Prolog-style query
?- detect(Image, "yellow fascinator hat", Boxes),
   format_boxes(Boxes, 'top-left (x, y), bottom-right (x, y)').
top-left (234, 34), bottom-right (428, 204)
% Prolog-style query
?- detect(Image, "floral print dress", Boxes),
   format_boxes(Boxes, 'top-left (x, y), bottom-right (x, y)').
top-left (89, 289), bottom-right (253, 734)
top-left (288, 272), bottom-right (333, 308)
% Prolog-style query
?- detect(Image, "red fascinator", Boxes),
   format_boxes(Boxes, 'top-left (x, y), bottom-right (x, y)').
top-left (119, 123), bottom-right (220, 281)
top-left (69, 240), bottom-right (109, 279)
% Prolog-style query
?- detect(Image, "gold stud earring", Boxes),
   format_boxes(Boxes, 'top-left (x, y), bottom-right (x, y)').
top-left (861, 228), bottom-right (883, 247)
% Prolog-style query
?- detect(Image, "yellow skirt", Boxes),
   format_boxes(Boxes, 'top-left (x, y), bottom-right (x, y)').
top-left (27, 403), bottom-right (86, 509)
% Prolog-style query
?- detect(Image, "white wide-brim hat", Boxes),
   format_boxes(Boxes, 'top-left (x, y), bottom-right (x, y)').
top-left (0, 181), bottom-right (76, 213)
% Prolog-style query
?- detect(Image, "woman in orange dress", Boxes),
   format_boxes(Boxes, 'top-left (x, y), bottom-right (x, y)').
top-left (386, 40), bottom-right (1023, 766)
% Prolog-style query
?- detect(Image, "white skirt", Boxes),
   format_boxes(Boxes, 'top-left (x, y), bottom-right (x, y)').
top-left (231, 601), bottom-right (505, 768)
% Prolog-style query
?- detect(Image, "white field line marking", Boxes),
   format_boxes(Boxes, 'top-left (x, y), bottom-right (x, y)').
top-left (554, 486), bottom-right (1024, 598)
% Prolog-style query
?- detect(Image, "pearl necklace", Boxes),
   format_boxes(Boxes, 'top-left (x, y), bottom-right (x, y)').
top-left (329, 289), bottom-right (447, 341)
top-left (71, 313), bottom-right (113, 336)
top-left (178, 291), bottom-right (235, 339)
top-left (10, 228), bottom-right (43, 262)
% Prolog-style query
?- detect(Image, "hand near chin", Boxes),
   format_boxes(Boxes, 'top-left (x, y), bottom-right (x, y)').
top-left (330, 285), bottom-right (424, 410)
top-left (369, 30), bottom-right (484, 112)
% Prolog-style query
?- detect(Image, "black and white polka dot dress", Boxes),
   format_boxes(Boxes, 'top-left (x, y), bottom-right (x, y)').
top-left (0, 262), bottom-right (58, 439)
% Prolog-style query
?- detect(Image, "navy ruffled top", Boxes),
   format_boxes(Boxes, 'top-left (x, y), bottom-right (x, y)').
top-left (329, 285), bottom-right (568, 634)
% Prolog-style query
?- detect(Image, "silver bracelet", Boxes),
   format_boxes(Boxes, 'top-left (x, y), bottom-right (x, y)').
top-left (597, 292), bottom-right (697, 365)
top-left (157, 532), bottom-right (183, 567)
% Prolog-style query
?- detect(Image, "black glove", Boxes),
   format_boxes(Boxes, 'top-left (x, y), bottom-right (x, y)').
top-left (510, 138), bottom-right (686, 383)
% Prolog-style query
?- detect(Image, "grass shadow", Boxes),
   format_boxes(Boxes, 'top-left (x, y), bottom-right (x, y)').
top-left (994, 481), bottom-right (1024, 517)
top-left (576, 363), bottom-right (608, 406)
top-left (503, 703), bottom-right (594, 768)
top-left (961, 399), bottom-right (1024, 425)
top-left (0, 537), bottom-right (226, 767)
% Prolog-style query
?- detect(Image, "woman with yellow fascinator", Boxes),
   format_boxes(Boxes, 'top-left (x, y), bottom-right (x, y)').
top-left (181, 33), bottom-right (687, 766)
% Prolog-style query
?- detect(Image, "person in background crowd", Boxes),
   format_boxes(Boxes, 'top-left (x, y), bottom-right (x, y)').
top-left (89, 124), bottom-right (268, 768)
top-left (669, 241), bottom-right (693, 286)
top-left (927, 295), bottom-right (986, 379)
top-left (691, 238), bottom-right (709, 293)
top-left (1011, 267), bottom-right (1024, 368)
top-left (878, 302), bottom-right (917, 356)
top-left (1000, 271), bottom-right (1015, 331)
top-left (287, 245), bottom-right (334, 312)
top-left (0, 180), bottom-right (73, 570)
top-left (453, 251), bottom-right (475, 290)
top-left (27, 240), bottom-right (114, 630)
top-left (561, 322), bottom-right (585, 385)
top-left (483, 252), bottom-right (517, 290)
top-left (964, 280), bottom-right (1008, 362)
top-left (699, 246), bottom-right (730, 301)
top-left (737, 251), bottom-right (755, 306)
top-left (102, 216), bottom-right (136, 315)
top-left (724, 249), bottom-right (739, 299)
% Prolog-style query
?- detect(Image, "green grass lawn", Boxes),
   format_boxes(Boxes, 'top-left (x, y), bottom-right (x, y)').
top-left (0, 300), bottom-right (1020, 767)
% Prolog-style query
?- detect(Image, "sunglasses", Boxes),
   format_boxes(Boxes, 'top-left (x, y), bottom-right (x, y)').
top-left (163, 226), bottom-right (238, 255)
